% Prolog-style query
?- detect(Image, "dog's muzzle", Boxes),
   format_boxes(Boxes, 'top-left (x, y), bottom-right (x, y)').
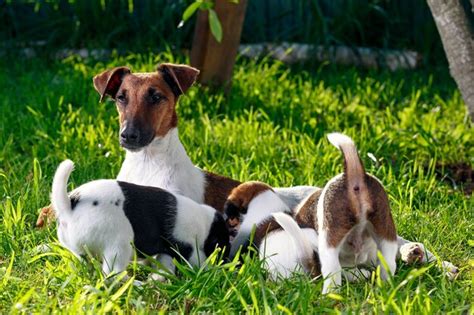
top-left (119, 125), bottom-right (154, 151)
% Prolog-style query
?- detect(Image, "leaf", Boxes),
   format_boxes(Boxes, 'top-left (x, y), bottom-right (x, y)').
top-left (208, 9), bottom-right (223, 43)
top-left (182, 1), bottom-right (202, 22)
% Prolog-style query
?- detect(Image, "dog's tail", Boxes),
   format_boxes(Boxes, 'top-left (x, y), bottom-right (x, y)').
top-left (327, 133), bottom-right (369, 214)
top-left (272, 212), bottom-right (315, 272)
top-left (51, 159), bottom-right (74, 217)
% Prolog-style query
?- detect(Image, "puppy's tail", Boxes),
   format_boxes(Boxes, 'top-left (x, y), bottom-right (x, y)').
top-left (327, 133), bottom-right (368, 212)
top-left (272, 212), bottom-right (315, 272)
top-left (51, 159), bottom-right (74, 217)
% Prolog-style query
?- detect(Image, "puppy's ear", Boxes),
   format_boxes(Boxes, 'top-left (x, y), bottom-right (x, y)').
top-left (224, 199), bottom-right (247, 217)
top-left (157, 63), bottom-right (200, 97)
top-left (93, 67), bottom-right (131, 102)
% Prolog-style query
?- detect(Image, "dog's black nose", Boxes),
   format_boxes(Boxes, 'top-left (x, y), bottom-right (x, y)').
top-left (120, 128), bottom-right (139, 143)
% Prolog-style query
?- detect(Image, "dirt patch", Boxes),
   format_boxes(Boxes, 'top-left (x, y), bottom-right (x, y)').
top-left (434, 162), bottom-right (473, 195)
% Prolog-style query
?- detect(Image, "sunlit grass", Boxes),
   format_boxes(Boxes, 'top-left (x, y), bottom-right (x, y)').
top-left (0, 52), bottom-right (472, 313)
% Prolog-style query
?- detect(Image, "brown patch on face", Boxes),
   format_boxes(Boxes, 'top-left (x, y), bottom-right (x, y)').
top-left (203, 171), bottom-right (241, 213)
top-left (366, 175), bottom-right (397, 241)
top-left (295, 188), bottom-right (322, 230)
top-left (93, 64), bottom-right (199, 151)
top-left (116, 73), bottom-right (178, 141)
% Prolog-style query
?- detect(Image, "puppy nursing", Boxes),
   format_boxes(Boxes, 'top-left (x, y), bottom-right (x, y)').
top-left (318, 133), bottom-right (398, 293)
top-left (224, 182), bottom-right (290, 257)
top-left (225, 133), bottom-right (399, 292)
top-left (52, 160), bottom-right (229, 278)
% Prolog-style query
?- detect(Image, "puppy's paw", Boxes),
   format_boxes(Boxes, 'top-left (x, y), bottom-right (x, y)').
top-left (442, 261), bottom-right (459, 280)
top-left (400, 242), bottom-right (426, 264)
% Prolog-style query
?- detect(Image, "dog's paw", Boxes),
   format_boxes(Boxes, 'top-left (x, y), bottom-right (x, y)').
top-left (442, 261), bottom-right (459, 280)
top-left (400, 242), bottom-right (426, 264)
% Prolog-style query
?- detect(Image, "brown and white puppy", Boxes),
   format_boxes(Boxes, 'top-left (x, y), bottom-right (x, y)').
top-left (224, 181), bottom-right (290, 257)
top-left (224, 181), bottom-right (320, 279)
top-left (317, 133), bottom-right (398, 293)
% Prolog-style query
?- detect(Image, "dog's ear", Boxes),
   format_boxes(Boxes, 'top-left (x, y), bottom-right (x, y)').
top-left (93, 67), bottom-right (131, 102)
top-left (157, 63), bottom-right (200, 97)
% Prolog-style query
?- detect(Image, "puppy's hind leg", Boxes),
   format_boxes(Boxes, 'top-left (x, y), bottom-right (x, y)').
top-left (102, 243), bottom-right (132, 278)
top-left (319, 233), bottom-right (343, 294)
top-left (377, 239), bottom-right (398, 280)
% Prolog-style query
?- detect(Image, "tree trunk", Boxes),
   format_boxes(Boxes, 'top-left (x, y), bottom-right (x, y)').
top-left (190, 0), bottom-right (248, 89)
top-left (427, 0), bottom-right (474, 121)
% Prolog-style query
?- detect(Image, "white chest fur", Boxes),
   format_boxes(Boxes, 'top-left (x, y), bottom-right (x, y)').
top-left (117, 128), bottom-right (205, 203)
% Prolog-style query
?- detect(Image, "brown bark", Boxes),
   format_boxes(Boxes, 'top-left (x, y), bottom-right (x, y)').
top-left (428, 0), bottom-right (474, 121)
top-left (190, 0), bottom-right (248, 89)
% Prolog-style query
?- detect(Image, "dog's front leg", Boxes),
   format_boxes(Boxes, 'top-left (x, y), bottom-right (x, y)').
top-left (319, 235), bottom-right (342, 294)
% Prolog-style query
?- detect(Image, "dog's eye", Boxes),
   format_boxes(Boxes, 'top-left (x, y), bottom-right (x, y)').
top-left (151, 94), bottom-right (164, 104)
top-left (117, 95), bottom-right (126, 103)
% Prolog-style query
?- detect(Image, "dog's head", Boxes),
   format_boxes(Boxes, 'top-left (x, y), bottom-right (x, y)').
top-left (93, 63), bottom-right (199, 151)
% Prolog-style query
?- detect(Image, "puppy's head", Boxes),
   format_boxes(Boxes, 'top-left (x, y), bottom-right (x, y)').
top-left (93, 63), bottom-right (199, 151)
top-left (223, 181), bottom-right (274, 236)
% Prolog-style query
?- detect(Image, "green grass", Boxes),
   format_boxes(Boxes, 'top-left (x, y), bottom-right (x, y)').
top-left (0, 52), bottom-right (472, 313)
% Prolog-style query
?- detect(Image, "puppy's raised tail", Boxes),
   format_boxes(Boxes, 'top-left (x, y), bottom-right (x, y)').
top-left (328, 133), bottom-right (368, 213)
top-left (272, 212), bottom-right (315, 273)
top-left (51, 159), bottom-right (74, 217)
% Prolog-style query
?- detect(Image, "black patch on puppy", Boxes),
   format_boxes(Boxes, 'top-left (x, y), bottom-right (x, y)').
top-left (204, 213), bottom-right (230, 259)
top-left (224, 201), bottom-right (246, 220)
top-left (70, 191), bottom-right (81, 210)
top-left (117, 181), bottom-right (193, 260)
top-left (115, 199), bottom-right (121, 206)
top-left (93, 200), bottom-right (98, 206)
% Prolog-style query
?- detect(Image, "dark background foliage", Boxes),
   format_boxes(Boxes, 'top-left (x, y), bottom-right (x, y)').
top-left (1, 0), bottom-right (473, 65)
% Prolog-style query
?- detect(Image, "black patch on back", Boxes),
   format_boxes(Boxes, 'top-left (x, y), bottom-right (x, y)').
top-left (92, 200), bottom-right (98, 206)
top-left (158, 68), bottom-right (182, 97)
top-left (204, 213), bottom-right (230, 259)
top-left (117, 181), bottom-right (192, 260)
top-left (69, 191), bottom-right (81, 210)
